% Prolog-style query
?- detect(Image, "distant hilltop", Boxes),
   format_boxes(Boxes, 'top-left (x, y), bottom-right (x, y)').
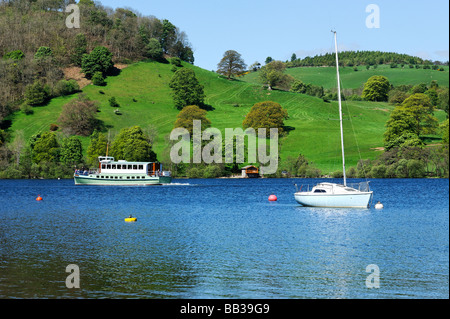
top-left (285, 50), bottom-right (448, 68)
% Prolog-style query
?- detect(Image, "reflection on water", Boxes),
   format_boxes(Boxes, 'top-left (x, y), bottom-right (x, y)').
top-left (0, 178), bottom-right (448, 298)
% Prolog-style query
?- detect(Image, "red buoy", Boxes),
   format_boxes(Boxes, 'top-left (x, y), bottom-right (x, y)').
top-left (268, 194), bottom-right (277, 202)
top-left (36, 195), bottom-right (43, 201)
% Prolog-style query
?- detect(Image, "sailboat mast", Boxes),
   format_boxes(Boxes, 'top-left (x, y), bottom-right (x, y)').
top-left (333, 31), bottom-right (347, 186)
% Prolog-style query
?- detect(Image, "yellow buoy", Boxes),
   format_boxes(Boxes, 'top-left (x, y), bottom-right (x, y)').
top-left (125, 217), bottom-right (137, 222)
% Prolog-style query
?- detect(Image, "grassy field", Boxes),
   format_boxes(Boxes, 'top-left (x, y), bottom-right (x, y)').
top-left (242, 64), bottom-right (449, 89)
top-left (7, 61), bottom-right (448, 174)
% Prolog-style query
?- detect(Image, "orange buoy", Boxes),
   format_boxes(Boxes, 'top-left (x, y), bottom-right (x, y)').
top-left (268, 194), bottom-right (277, 202)
top-left (36, 195), bottom-right (43, 201)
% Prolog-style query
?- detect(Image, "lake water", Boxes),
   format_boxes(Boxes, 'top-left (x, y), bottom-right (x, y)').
top-left (0, 178), bottom-right (448, 299)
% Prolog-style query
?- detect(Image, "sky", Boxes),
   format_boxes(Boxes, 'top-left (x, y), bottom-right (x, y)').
top-left (98, 0), bottom-right (449, 71)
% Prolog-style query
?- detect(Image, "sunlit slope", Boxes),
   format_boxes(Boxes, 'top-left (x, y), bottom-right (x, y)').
top-left (9, 60), bottom-right (417, 172)
top-left (242, 64), bottom-right (449, 89)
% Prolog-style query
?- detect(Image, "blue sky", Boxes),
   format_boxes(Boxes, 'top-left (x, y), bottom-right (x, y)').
top-left (98, 0), bottom-right (449, 71)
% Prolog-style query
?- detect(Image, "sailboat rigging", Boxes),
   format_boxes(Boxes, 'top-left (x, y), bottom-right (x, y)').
top-left (294, 31), bottom-right (373, 208)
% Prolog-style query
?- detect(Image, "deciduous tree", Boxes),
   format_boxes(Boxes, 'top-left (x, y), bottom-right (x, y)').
top-left (32, 131), bottom-right (59, 164)
top-left (173, 105), bottom-right (211, 136)
top-left (243, 101), bottom-right (288, 137)
top-left (58, 94), bottom-right (99, 136)
top-left (362, 75), bottom-right (390, 101)
top-left (259, 61), bottom-right (293, 91)
top-left (24, 81), bottom-right (51, 106)
top-left (81, 46), bottom-right (114, 79)
top-left (60, 136), bottom-right (83, 165)
top-left (169, 68), bottom-right (205, 110)
top-left (87, 130), bottom-right (108, 166)
top-left (110, 126), bottom-right (156, 162)
top-left (217, 50), bottom-right (247, 80)
top-left (145, 38), bottom-right (164, 61)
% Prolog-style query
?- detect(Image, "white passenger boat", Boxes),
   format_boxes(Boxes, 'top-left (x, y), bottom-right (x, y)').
top-left (74, 156), bottom-right (172, 186)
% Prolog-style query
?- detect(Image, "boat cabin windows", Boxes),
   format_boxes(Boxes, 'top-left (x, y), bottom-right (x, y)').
top-left (314, 189), bottom-right (327, 193)
top-left (101, 162), bottom-right (150, 172)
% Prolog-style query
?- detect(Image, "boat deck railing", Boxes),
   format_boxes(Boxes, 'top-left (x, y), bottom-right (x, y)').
top-left (75, 169), bottom-right (171, 177)
top-left (294, 181), bottom-right (371, 193)
top-left (348, 181), bottom-right (371, 192)
top-left (75, 169), bottom-right (98, 176)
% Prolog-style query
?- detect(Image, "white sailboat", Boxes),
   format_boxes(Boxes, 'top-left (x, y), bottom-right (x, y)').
top-left (294, 31), bottom-right (373, 208)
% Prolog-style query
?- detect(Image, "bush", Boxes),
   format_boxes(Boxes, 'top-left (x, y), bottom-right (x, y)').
top-left (49, 124), bottom-right (59, 131)
top-left (25, 81), bottom-right (51, 106)
top-left (170, 57), bottom-right (182, 67)
top-left (331, 170), bottom-right (343, 178)
top-left (388, 90), bottom-right (409, 105)
top-left (290, 80), bottom-right (307, 93)
top-left (346, 167), bottom-right (357, 178)
top-left (186, 166), bottom-right (203, 178)
top-left (347, 94), bottom-right (363, 101)
top-left (145, 38), bottom-right (164, 61)
top-left (3, 50), bottom-right (24, 60)
top-left (81, 46), bottom-right (114, 79)
top-left (407, 159), bottom-right (426, 178)
top-left (53, 79), bottom-right (80, 96)
top-left (109, 97), bottom-right (120, 108)
top-left (20, 103), bottom-right (33, 115)
top-left (92, 72), bottom-right (106, 86)
top-left (371, 164), bottom-right (386, 178)
top-left (34, 46), bottom-right (53, 60)
top-left (203, 165), bottom-right (223, 178)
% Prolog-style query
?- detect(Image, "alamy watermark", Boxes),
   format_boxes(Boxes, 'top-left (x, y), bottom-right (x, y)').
top-left (366, 4), bottom-right (380, 29)
top-left (65, 264), bottom-right (80, 288)
top-left (65, 4), bottom-right (80, 29)
top-left (170, 120), bottom-right (279, 175)
top-left (365, 264), bottom-right (380, 289)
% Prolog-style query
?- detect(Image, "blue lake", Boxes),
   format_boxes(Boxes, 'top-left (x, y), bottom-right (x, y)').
top-left (0, 178), bottom-right (448, 299)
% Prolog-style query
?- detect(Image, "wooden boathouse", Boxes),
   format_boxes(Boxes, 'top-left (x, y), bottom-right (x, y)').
top-left (241, 165), bottom-right (260, 178)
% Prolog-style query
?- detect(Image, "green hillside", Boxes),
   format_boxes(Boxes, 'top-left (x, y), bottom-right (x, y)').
top-left (10, 60), bottom-right (448, 174)
top-left (242, 64), bottom-right (449, 89)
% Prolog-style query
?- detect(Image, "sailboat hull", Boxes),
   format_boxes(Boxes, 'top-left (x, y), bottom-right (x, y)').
top-left (294, 192), bottom-right (373, 208)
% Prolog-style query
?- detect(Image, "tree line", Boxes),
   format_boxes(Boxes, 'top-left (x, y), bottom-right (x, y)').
top-left (286, 50), bottom-right (448, 68)
top-left (0, 125), bottom-right (157, 179)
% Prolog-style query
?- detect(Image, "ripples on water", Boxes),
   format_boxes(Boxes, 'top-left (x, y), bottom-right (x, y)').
top-left (0, 178), bottom-right (448, 299)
